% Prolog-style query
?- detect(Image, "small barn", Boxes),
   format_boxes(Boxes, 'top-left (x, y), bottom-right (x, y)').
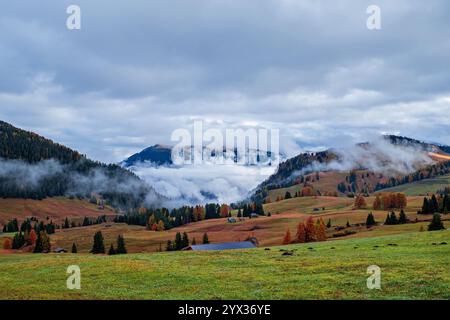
top-left (227, 217), bottom-right (237, 223)
top-left (182, 241), bottom-right (257, 251)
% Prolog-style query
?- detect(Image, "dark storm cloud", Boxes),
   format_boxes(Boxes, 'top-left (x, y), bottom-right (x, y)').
top-left (0, 0), bottom-right (449, 162)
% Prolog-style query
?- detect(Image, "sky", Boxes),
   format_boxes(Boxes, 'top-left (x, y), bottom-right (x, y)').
top-left (1, 0), bottom-right (450, 163)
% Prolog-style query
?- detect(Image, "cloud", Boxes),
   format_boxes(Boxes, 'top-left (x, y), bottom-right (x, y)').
top-left (0, 0), bottom-right (449, 164)
top-left (129, 163), bottom-right (276, 206)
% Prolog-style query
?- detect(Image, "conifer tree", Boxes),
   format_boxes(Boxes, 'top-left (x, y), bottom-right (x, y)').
top-left (389, 211), bottom-right (398, 225)
top-left (174, 232), bottom-right (182, 250)
top-left (398, 210), bottom-right (407, 224)
top-left (428, 213), bottom-right (445, 231)
top-left (202, 233), bottom-right (209, 244)
top-left (366, 212), bottom-right (376, 227)
top-left (421, 197), bottom-right (429, 214)
top-left (431, 195), bottom-right (439, 213)
top-left (166, 240), bottom-right (173, 251)
top-left (63, 217), bottom-right (70, 229)
top-left (108, 244), bottom-right (116, 255)
top-left (91, 231), bottom-right (105, 254)
top-left (116, 235), bottom-right (127, 254)
top-left (71, 242), bottom-right (77, 253)
top-left (385, 213), bottom-right (391, 225)
top-left (181, 232), bottom-right (189, 249)
top-left (326, 219), bottom-right (332, 228)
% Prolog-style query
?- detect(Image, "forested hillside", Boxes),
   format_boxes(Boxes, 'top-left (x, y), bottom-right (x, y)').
top-left (252, 136), bottom-right (450, 203)
top-left (0, 121), bottom-right (156, 210)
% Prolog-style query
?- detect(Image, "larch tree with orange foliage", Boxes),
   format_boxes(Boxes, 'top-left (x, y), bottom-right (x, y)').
top-left (301, 187), bottom-right (314, 197)
top-left (296, 222), bottom-right (306, 243)
top-left (3, 238), bottom-right (12, 250)
top-left (220, 204), bottom-right (230, 218)
top-left (305, 216), bottom-right (316, 242)
top-left (316, 218), bottom-right (327, 241)
top-left (354, 195), bottom-right (367, 209)
top-left (373, 194), bottom-right (382, 210)
top-left (157, 220), bottom-right (165, 231)
top-left (282, 229), bottom-right (292, 244)
top-left (29, 229), bottom-right (37, 245)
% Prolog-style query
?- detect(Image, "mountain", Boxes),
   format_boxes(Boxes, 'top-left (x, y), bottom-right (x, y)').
top-left (122, 144), bottom-right (173, 167)
top-left (122, 144), bottom-right (282, 168)
top-left (251, 135), bottom-right (450, 203)
top-left (0, 120), bottom-right (161, 210)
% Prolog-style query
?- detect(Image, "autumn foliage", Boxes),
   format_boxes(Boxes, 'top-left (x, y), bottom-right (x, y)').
top-left (374, 193), bottom-right (407, 210)
top-left (354, 195), bottom-right (367, 209)
top-left (290, 217), bottom-right (327, 244)
top-left (282, 229), bottom-right (292, 244)
top-left (3, 238), bottom-right (12, 250)
top-left (296, 222), bottom-right (306, 243)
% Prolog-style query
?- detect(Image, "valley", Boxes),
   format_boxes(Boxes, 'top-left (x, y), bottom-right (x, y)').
top-left (0, 120), bottom-right (449, 300)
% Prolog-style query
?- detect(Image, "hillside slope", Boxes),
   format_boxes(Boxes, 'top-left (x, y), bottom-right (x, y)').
top-left (252, 135), bottom-right (450, 202)
top-left (0, 120), bottom-right (160, 210)
top-left (0, 197), bottom-right (116, 225)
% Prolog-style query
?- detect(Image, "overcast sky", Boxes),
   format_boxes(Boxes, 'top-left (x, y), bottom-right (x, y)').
top-left (1, 0), bottom-right (449, 163)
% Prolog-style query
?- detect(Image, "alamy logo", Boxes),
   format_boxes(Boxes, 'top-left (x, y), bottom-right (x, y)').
top-left (366, 5), bottom-right (381, 30)
top-left (366, 265), bottom-right (381, 290)
top-left (66, 265), bottom-right (81, 290)
top-left (171, 120), bottom-right (280, 168)
top-left (66, 5), bottom-right (81, 30)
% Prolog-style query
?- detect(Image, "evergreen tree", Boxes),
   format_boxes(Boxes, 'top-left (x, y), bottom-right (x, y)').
top-left (174, 232), bottom-right (182, 250)
top-left (91, 231), bottom-right (105, 254)
top-left (108, 244), bottom-right (116, 255)
top-left (284, 191), bottom-right (292, 199)
top-left (191, 238), bottom-right (197, 245)
top-left (71, 242), bottom-right (77, 253)
top-left (12, 232), bottom-right (25, 249)
top-left (431, 195), bottom-right (439, 213)
top-left (389, 211), bottom-right (398, 225)
top-left (398, 210), bottom-right (407, 224)
top-left (366, 212), bottom-right (376, 227)
top-left (116, 235), bottom-right (127, 254)
top-left (326, 219), bottom-right (332, 228)
top-left (166, 240), bottom-right (173, 251)
top-left (346, 220), bottom-right (351, 228)
top-left (33, 231), bottom-right (50, 253)
top-left (181, 232), bottom-right (189, 249)
top-left (202, 233), bottom-right (210, 244)
top-left (63, 217), bottom-right (70, 229)
top-left (33, 231), bottom-right (43, 253)
top-left (428, 213), bottom-right (445, 231)
top-left (385, 213), bottom-right (391, 225)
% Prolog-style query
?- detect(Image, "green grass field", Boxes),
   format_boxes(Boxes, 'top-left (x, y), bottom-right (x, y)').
top-left (1, 230), bottom-right (448, 300)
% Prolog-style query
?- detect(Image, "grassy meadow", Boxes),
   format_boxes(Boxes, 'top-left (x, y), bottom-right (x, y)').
top-left (0, 230), bottom-right (448, 300)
